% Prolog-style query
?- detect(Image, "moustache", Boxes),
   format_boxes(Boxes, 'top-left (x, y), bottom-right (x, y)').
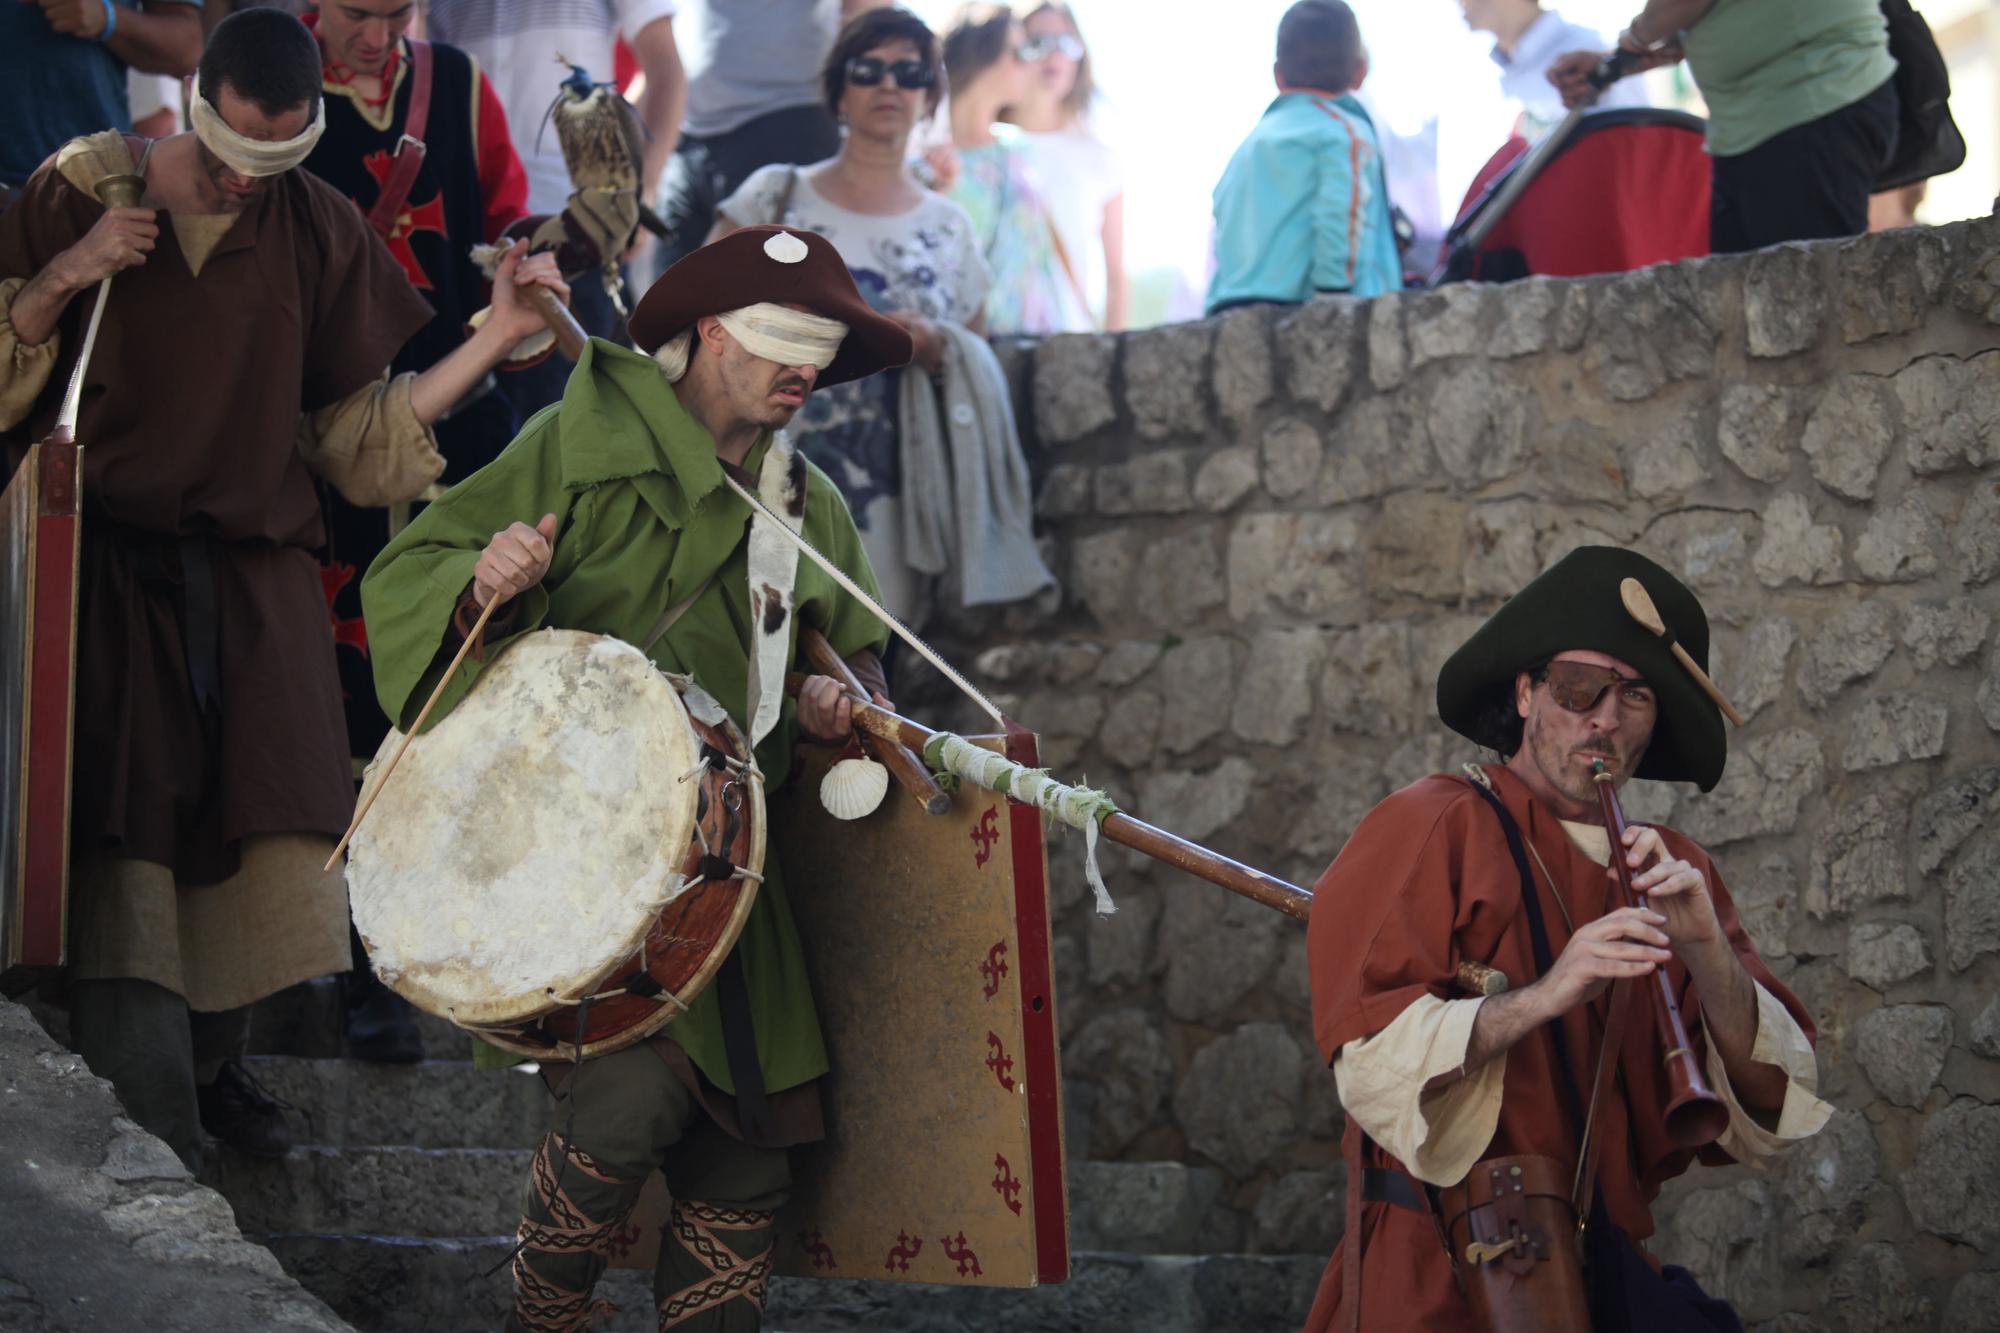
top-left (1573, 741), bottom-right (1618, 757)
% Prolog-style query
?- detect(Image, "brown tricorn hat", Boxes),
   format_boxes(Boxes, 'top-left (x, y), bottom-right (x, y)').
top-left (627, 225), bottom-right (913, 388)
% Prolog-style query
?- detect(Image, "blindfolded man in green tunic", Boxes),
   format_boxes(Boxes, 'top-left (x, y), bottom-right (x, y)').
top-left (360, 225), bottom-right (913, 1333)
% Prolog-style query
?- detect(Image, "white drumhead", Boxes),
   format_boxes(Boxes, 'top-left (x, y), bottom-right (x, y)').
top-left (347, 629), bottom-right (701, 1027)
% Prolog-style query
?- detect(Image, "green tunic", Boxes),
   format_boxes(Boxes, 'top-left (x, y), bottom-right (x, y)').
top-left (361, 339), bottom-right (889, 1094)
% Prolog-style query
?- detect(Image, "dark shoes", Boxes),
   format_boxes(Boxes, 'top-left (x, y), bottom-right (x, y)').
top-left (197, 1059), bottom-right (296, 1159)
top-left (346, 978), bottom-right (425, 1064)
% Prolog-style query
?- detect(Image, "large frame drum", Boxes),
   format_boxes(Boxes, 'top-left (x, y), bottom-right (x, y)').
top-left (346, 630), bottom-right (765, 1059)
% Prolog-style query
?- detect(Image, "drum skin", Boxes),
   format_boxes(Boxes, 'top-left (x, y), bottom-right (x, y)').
top-left (347, 629), bottom-right (764, 1059)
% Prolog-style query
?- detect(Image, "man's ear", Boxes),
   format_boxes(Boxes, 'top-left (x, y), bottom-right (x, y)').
top-left (695, 314), bottom-right (728, 353)
top-left (1350, 54), bottom-right (1369, 91)
top-left (1272, 60), bottom-right (1285, 91)
top-left (1514, 671), bottom-right (1534, 720)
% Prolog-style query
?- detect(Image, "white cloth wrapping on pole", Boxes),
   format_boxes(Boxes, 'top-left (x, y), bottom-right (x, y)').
top-left (923, 732), bottom-right (1117, 916)
top-left (897, 322), bottom-right (1057, 609)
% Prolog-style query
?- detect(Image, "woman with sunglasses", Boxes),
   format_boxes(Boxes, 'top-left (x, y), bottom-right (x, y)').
top-left (708, 6), bottom-right (996, 624)
top-left (939, 3), bottom-right (1091, 336)
top-left (999, 2), bottom-right (1128, 332)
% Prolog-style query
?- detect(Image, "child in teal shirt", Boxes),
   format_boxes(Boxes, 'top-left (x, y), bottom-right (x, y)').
top-left (1207, 0), bottom-right (1401, 313)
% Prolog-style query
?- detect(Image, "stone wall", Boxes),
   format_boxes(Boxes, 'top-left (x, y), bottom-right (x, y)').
top-left (927, 215), bottom-right (2000, 1330)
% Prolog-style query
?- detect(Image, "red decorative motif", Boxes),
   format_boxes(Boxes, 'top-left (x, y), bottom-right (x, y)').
top-left (320, 561), bottom-right (369, 657)
top-left (992, 1154), bottom-right (1023, 1215)
top-left (884, 1230), bottom-right (923, 1273)
top-left (970, 805), bottom-right (1000, 868)
top-left (797, 1229), bottom-right (835, 1271)
top-left (359, 150), bottom-right (447, 290)
top-left (604, 1216), bottom-right (645, 1261)
top-left (984, 1031), bottom-right (1016, 1091)
top-left (940, 1231), bottom-right (983, 1277)
top-left (979, 940), bottom-right (1010, 999)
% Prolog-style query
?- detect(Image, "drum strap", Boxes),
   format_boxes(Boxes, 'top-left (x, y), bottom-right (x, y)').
top-left (641, 570), bottom-right (719, 654)
top-left (714, 953), bottom-right (771, 1140)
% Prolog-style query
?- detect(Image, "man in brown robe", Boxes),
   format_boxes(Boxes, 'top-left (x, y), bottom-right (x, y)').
top-left (0, 7), bottom-right (567, 1168)
top-left (1305, 547), bottom-right (1831, 1333)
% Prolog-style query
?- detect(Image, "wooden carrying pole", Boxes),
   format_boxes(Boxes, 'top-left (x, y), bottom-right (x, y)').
top-left (788, 675), bottom-right (1507, 997)
top-left (798, 627), bottom-right (949, 815)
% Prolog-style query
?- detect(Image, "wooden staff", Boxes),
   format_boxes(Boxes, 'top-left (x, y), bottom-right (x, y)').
top-left (525, 285), bottom-right (590, 361)
top-left (323, 597), bottom-right (501, 870)
top-left (783, 675), bottom-right (1508, 997)
top-left (798, 627), bottom-right (949, 815)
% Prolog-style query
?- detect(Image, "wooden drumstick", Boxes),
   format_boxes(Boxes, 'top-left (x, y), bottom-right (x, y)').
top-left (1619, 578), bottom-right (1745, 727)
top-left (798, 627), bottom-right (949, 816)
top-left (323, 595), bottom-right (502, 871)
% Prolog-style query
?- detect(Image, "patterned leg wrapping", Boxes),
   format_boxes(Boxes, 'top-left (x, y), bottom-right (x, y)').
top-left (510, 1133), bottom-right (644, 1333)
top-left (656, 1200), bottom-right (776, 1332)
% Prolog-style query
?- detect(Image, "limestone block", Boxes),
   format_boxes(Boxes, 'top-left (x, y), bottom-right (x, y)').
top-left (1713, 616), bottom-right (1797, 720)
top-left (1744, 244), bottom-right (1826, 358)
top-left (1717, 384), bottom-right (1799, 484)
top-left (1053, 935), bottom-right (1085, 1038)
top-left (1951, 214), bottom-right (2000, 322)
top-left (1974, 996), bottom-right (2000, 1058)
top-left (1842, 692), bottom-right (1949, 772)
top-left (1366, 493), bottom-right (1466, 600)
top-left (1157, 637), bottom-right (1243, 755)
top-left (1252, 1168), bottom-right (1344, 1254)
top-left (1072, 528), bottom-right (1143, 618)
top-left (1095, 452), bottom-right (1193, 516)
top-left (1676, 728), bottom-right (1823, 848)
top-left (1487, 277), bottom-right (1559, 359)
top-left (1070, 1161), bottom-right (1226, 1254)
top-left (1428, 366), bottom-right (1533, 486)
top-left (1825, 1241), bottom-right (1935, 1333)
top-left (1328, 616), bottom-right (1424, 732)
top-left (1038, 462), bottom-right (1093, 518)
top-left (1845, 922), bottom-right (1933, 990)
top-left (1856, 1004), bottom-right (1953, 1106)
top-left (1806, 787), bottom-right (1911, 918)
top-left (1213, 303), bottom-right (1274, 426)
top-left (1945, 828), bottom-right (2000, 970)
top-left (1985, 640), bottom-right (2000, 733)
top-left (1192, 446), bottom-right (1261, 512)
top-left (1531, 419), bottom-right (1627, 504)
top-left (1068, 1009), bottom-right (1175, 1155)
top-left (1955, 476), bottom-right (2000, 585)
top-left (1555, 280), bottom-right (1593, 349)
top-left (1913, 763), bottom-right (2000, 876)
top-left (1319, 395), bottom-right (1436, 504)
top-left (1086, 889), bottom-right (1161, 989)
top-left (1172, 1023), bottom-right (1306, 1179)
top-left (1731, 852), bottom-right (1798, 959)
top-left (1653, 1182), bottom-right (1779, 1321)
top-left (1098, 639), bottom-right (1166, 687)
top-left (1227, 511), bottom-right (1363, 621)
top-left (1903, 598), bottom-right (1992, 671)
top-left (100, 1118), bottom-right (192, 1184)
top-left (1891, 352), bottom-right (2000, 475)
top-left (1366, 291), bottom-right (1406, 391)
top-left (1159, 881), bottom-right (1288, 1025)
top-left (1643, 508), bottom-right (1755, 592)
top-left (1774, 1108), bottom-right (1881, 1265)
top-left (1800, 375), bottom-right (1895, 502)
top-left (1126, 321), bottom-right (1213, 440)
top-left (1463, 499), bottom-right (1547, 600)
top-left (1404, 283), bottom-right (1487, 369)
top-left (1135, 757), bottom-right (1256, 843)
top-left (1230, 628), bottom-right (1324, 745)
top-left (1837, 225), bottom-right (1947, 343)
top-left (1944, 1273), bottom-right (2000, 1333)
top-left (1033, 332), bottom-right (1118, 443)
top-left (1272, 933), bottom-right (1311, 1013)
top-left (1853, 492), bottom-right (1946, 583)
top-left (1260, 418), bottom-right (1324, 501)
top-left (1099, 689), bottom-right (1163, 770)
top-left (1900, 1097), bottom-right (2000, 1250)
top-left (1276, 299), bottom-right (1362, 413)
top-left (1625, 415), bottom-right (1710, 501)
top-left (1798, 601), bottom-right (1896, 708)
top-left (1132, 531), bottom-right (1226, 628)
top-left (1581, 268), bottom-right (1716, 401)
top-left (1753, 493), bottom-right (1845, 588)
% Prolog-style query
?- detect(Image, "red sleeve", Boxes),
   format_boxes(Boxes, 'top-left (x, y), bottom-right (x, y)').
top-left (474, 69), bottom-right (530, 244)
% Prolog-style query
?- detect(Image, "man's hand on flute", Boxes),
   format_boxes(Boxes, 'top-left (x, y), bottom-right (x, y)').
top-left (795, 675), bottom-right (892, 744)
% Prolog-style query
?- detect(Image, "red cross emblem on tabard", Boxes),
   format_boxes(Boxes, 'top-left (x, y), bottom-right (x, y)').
top-left (359, 150), bottom-right (447, 290)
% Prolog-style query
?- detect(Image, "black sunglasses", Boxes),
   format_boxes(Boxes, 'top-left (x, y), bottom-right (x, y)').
top-left (845, 57), bottom-right (935, 91)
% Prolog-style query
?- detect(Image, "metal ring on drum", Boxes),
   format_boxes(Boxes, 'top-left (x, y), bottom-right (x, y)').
top-left (344, 629), bottom-right (767, 1061)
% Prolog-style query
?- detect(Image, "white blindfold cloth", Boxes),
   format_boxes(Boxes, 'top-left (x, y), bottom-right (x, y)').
top-left (189, 93), bottom-right (327, 178)
top-left (652, 303), bottom-right (850, 382)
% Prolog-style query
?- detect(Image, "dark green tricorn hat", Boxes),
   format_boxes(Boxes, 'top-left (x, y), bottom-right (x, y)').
top-left (1436, 546), bottom-right (1727, 791)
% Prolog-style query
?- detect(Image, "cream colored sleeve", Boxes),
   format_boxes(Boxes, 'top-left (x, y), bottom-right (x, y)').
top-left (297, 372), bottom-right (446, 507)
top-left (1705, 980), bottom-right (1834, 1164)
top-left (0, 277), bottom-right (60, 432)
top-left (1334, 994), bottom-right (1505, 1187)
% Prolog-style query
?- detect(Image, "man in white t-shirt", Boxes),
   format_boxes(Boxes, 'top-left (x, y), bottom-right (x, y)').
top-left (1459, 0), bottom-right (1650, 133)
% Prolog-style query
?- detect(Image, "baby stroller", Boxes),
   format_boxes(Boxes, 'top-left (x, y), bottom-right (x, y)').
top-left (1436, 106), bottom-right (1711, 283)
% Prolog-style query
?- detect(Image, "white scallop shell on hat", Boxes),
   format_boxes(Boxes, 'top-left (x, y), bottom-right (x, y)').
top-left (764, 231), bottom-right (809, 264)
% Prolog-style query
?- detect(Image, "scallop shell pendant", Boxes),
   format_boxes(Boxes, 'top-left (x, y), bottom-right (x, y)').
top-left (820, 756), bottom-right (890, 820)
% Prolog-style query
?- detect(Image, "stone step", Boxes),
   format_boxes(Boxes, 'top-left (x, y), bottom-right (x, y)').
top-left (262, 1234), bottom-right (1322, 1333)
top-left (205, 1146), bottom-right (530, 1238)
top-left (242, 1056), bottom-right (550, 1149)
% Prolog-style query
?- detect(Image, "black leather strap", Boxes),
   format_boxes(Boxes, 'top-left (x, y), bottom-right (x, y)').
top-left (714, 952), bottom-right (771, 1141)
top-left (1361, 1165), bottom-right (1429, 1213)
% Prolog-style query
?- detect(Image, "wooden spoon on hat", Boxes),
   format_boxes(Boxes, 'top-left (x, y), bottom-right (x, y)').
top-left (1619, 577), bottom-right (1746, 727)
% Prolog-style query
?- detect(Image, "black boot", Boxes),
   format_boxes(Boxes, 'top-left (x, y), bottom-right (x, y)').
top-left (197, 1059), bottom-right (295, 1158)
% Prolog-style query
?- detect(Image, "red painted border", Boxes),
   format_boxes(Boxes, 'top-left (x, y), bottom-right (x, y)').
top-left (22, 447), bottom-right (78, 967)
top-left (1004, 725), bottom-right (1069, 1283)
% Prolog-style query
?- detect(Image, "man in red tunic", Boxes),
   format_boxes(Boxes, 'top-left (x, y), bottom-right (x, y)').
top-left (1306, 546), bottom-right (1830, 1332)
